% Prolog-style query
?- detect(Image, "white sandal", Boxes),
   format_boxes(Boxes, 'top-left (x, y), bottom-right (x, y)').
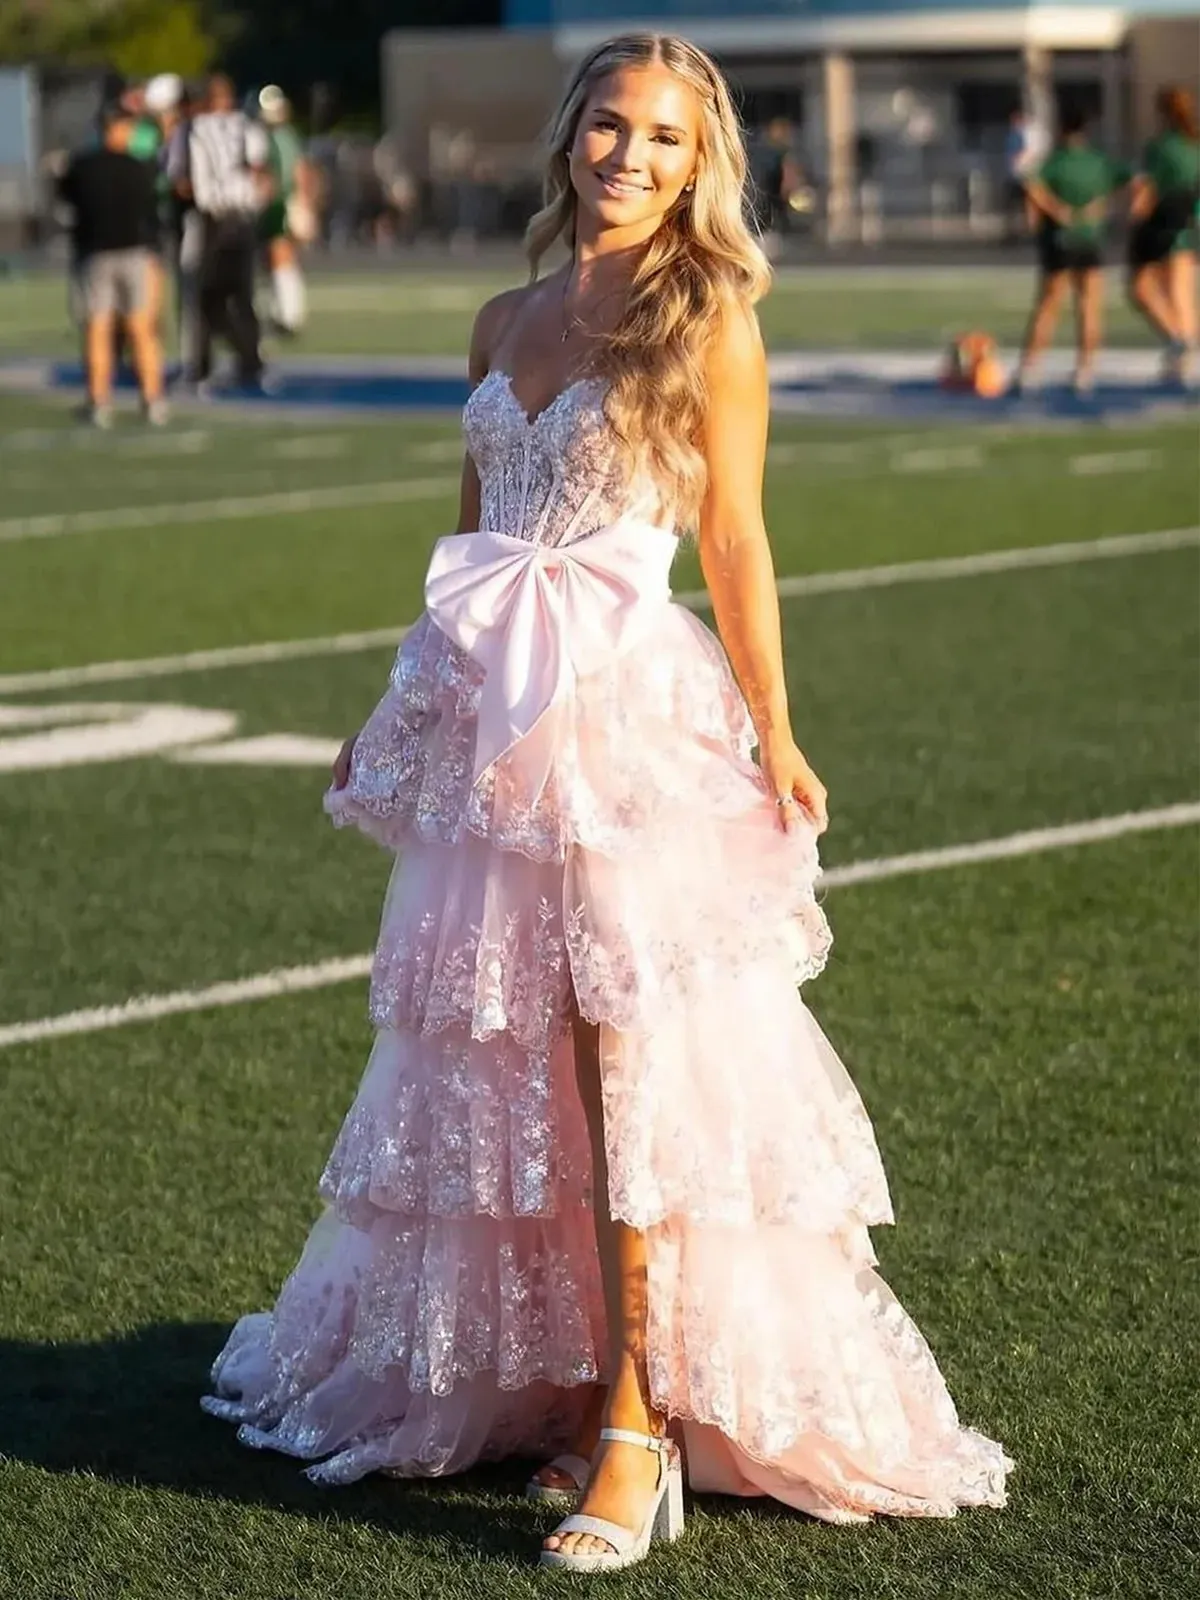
top-left (524, 1452), bottom-right (590, 1505)
top-left (537, 1427), bottom-right (685, 1572)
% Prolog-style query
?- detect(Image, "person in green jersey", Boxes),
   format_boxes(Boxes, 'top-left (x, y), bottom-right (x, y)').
top-left (255, 85), bottom-right (315, 336)
top-left (1014, 107), bottom-right (1130, 396)
top-left (1127, 85), bottom-right (1200, 385)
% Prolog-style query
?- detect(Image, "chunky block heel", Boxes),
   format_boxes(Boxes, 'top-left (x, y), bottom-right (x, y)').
top-left (537, 1427), bottom-right (685, 1573)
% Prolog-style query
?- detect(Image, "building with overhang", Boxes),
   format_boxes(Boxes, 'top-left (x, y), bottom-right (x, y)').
top-left (383, 2), bottom-right (1200, 234)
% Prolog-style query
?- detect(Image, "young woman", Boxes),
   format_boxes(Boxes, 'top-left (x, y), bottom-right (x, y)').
top-left (202, 33), bottom-right (1011, 1573)
top-left (1015, 108), bottom-right (1129, 395)
top-left (1127, 85), bottom-right (1200, 385)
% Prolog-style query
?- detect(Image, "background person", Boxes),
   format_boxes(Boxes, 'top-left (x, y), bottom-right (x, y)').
top-left (747, 116), bottom-right (803, 254)
top-left (1003, 105), bottom-right (1047, 243)
top-left (1014, 108), bottom-right (1129, 395)
top-left (255, 85), bottom-right (315, 336)
top-left (173, 73), bottom-right (272, 390)
top-left (1127, 85), bottom-right (1200, 386)
top-left (141, 73), bottom-right (188, 349)
top-left (57, 105), bottom-right (167, 427)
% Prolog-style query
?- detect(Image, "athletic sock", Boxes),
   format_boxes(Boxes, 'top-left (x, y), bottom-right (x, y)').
top-left (271, 265), bottom-right (306, 334)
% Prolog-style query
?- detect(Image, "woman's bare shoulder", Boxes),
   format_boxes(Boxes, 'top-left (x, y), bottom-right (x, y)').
top-left (469, 282), bottom-right (542, 379)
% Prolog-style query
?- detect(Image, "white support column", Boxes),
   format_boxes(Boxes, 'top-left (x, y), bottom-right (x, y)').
top-left (1022, 43), bottom-right (1055, 142)
top-left (823, 50), bottom-right (857, 246)
top-left (1099, 46), bottom-right (1125, 154)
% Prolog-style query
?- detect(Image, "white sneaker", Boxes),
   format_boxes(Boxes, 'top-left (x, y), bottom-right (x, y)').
top-left (1161, 341), bottom-right (1196, 389)
top-left (144, 398), bottom-right (170, 427)
top-left (88, 403), bottom-right (114, 430)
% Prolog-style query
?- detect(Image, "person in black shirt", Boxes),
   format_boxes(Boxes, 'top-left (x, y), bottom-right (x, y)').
top-left (58, 107), bottom-right (168, 426)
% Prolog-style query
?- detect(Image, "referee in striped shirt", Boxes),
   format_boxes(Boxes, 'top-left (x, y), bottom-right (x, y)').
top-left (172, 74), bottom-right (271, 389)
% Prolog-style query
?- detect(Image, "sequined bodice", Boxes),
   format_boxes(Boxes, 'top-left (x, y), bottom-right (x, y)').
top-left (463, 370), bottom-right (665, 549)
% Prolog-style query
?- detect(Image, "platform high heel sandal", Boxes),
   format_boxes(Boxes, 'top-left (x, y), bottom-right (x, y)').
top-left (538, 1427), bottom-right (685, 1573)
top-left (525, 1453), bottom-right (590, 1505)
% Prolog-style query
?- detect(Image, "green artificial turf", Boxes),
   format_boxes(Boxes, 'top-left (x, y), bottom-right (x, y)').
top-left (1, 276), bottom-right (1197, 1599)
top-left (0, 262), bottom-right (1160, 361)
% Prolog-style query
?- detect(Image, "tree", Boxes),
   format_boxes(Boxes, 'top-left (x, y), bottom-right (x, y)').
top-left (0, 1), bottom-right (218, 77)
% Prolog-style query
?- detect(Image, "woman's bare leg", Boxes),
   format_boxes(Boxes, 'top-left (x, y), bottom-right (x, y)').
top-left (530, 1383), bottom-right (606, 1490)
top-left (1166, 249), bottom-right (1197, 360)
top-left (1017, 271), bottom-right (1069, 383)
top-left (1073, 268), bottom-right (1104, 389)
top-left (542, 1006), bottom-right (666, 1558)
top-left (1128, 261), bottom-right (1179, 344)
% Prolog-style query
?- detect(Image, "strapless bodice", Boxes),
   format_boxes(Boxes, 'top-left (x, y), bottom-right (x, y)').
top-left (463, 369), bottom-right (666, 549)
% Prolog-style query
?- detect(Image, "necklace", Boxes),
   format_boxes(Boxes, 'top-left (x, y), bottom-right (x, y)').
top-left (560, 269), bottom-right (625, 344)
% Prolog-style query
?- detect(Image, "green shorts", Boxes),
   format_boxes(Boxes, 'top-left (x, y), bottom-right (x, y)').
top-left (258, 199), bottom-right (291, 243)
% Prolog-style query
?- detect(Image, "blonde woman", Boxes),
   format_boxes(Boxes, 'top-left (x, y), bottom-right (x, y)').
top-left (203, 34), bottom-right (1012, 1573)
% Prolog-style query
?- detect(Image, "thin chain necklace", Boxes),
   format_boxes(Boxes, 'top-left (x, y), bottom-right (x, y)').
top-left (560, 267), bottom-right (626, 344)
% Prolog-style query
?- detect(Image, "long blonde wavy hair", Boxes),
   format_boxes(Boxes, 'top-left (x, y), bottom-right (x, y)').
top-left (526, 33), bottom-right (771, 527)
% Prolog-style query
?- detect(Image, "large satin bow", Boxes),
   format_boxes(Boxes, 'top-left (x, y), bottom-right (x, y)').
top-left (424, 519), bottom-right (678, 797)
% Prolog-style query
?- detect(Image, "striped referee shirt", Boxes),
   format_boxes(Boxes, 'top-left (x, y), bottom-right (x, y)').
top-left (175, 111), bottom-right (269, 216)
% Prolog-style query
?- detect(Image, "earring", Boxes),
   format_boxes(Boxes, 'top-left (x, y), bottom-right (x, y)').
top-left (684, 181), bottom-right (695, 194)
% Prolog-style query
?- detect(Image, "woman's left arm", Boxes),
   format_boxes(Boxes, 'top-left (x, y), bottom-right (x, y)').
top-left (696, 306), bottom-right (828, 834)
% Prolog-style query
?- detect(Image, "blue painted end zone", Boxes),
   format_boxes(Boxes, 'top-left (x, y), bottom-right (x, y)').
top-left (37, 359), bottom-right (1200, 423)
top-left (773, 374), bottom-right (1200, 422)
top-left (47, 363), bottom-right (475, 411)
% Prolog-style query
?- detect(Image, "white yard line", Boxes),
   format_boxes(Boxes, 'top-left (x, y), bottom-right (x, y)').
top-left (2, 800), bottom-right (1195, 1051)
top-left (677, 524), bottom-right (1199, 606)
top-left (0, 957), bottom-right (374, 1050)
top-left (1068, 449), bottom-right (1162, 477)
top-left (821, 802), bottom-right (1200, 887)
top-left (0, 626), bottom-right (411, 694)
top-left (2, 523), bottom-right (1195, 697)
top-left (0, 475), bottom-right (458, 544)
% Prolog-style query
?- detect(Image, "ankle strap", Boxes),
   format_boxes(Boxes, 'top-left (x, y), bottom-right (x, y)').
top-left (599, 1426), bottom-right (668, 1453)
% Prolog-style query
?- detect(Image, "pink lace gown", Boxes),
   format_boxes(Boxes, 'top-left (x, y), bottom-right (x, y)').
top-left (202, 371), bottom-right (1013, 1521)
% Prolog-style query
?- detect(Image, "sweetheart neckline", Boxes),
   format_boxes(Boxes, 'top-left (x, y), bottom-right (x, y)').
top-left (478, 369), bottom-right (604, 430)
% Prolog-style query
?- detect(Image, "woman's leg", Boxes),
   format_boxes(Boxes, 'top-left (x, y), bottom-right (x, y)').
top-left (1072, 267), bottom-right (1104, 389)
top-left (1165, 249), bottom-right (1197, 359)
top-left (1017, 269), bottom-right (1068, 384)
top-left (1127, 260), bottom-right (1179, 343)
top-left (542, 1006), bottom-right (667, 1558)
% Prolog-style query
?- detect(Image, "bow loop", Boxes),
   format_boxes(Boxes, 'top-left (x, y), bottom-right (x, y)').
top-left (424, 521), bottom-right (677, 797)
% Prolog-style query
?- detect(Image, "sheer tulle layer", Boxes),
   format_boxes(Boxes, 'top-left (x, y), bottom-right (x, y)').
top-left (203, 1202), bottom-right (1010, 1514)
top-left (206, 593), bottom-right (1012, 1518)
top-left (321, 835), bottom-right (872, 1232)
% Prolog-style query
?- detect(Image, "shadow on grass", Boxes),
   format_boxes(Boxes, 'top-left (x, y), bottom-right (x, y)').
top-left (0, 1320), bottom-right (557, 1564)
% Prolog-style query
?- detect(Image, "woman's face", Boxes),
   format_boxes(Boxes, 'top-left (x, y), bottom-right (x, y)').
top-left (569, 64), bottom-right (701, 236)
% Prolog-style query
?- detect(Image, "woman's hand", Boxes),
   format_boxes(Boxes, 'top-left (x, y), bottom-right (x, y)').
top-left (331, 734), bottom-right (357, 790)
top-left (758, 731), bottom-right (828, 835)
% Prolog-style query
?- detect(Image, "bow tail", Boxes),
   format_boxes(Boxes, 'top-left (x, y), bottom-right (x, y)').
top-left (470, 574), bottom-right (573, 802)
